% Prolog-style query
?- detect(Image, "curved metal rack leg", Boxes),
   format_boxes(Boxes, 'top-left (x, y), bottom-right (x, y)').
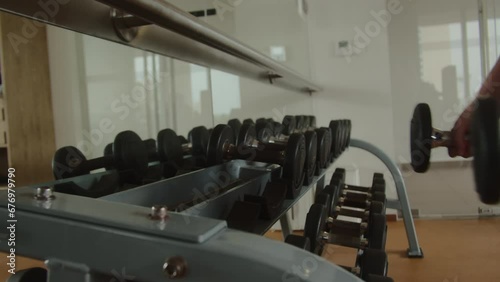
top-left (350, 139), bottom-right (424, 258)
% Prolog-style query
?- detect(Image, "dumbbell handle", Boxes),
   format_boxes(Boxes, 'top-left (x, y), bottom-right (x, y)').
top-left (327, 217), bottom-right (367, 237)
top-left (432, 128), bottom-right (452, 148)
top-left (181, 143), bottom-right (192, 154)
top-left (339, 265), bottom-right (361, 276)
top-left (226, 144), bottom-right (285, 164)
top-left (339, 197), bottom-right (371, 209)
top-left (80, 155), bottom-right (114, 173)
top-left (342, 190), bottom-right (372, 200)
top-left (324, 232), bottom-right (368, 249)
top-left (336, 206), bottom-right (369, 220)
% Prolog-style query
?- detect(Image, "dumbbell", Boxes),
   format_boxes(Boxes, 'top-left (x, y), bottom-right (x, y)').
top-left (104, 138), bottom-right (157, 168)
top-left (328, 119), bottom-right (351, 161)
top-left (207, 123), bottom-right (306, 199)
top-left (279, 116), bottom-right (333, 171)
top-left (52, 131), bottom-right (148, 183)
top-left (411, 98), bottom-right (500, 204)
top-left (330, 172), bottom-right (386, 211)
top-left (228, 119), bottom-right (242, 139)
top-left (285, 232), bottom-right (389, 281)
top-left (155, 126), bottom-right (210, 172)
top-left (291, 116), bottom-right (333, 170)
top-left (317, 184), bottom-right (385, 225)
top-left (314, 191), bottom-right (387, 250)
top-left (254, 119), bottom-right (318, 186)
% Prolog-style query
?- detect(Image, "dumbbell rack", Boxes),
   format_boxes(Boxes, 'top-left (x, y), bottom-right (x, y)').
top-left (350, 139), bottom-right (423, 258)
top-left (0, 160), bottom-right (364, 282)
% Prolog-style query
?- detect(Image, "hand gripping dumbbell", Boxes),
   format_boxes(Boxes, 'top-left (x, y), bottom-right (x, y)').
top-left (207, 123), bottom-right (306, 199)
top-left (254, 118), bottom-right (318, 186)
top-left (285, 233), bottom-right (389, 281)
top-left (410, 97), bottom-right (500, 204)
top-left (52, 131), bottom-right (148, 183)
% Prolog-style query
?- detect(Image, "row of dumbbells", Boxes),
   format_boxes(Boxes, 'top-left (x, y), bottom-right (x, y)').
top-left (52, 127), bottom-right (212, 184)
top-left (285, 168), bottom-right (393, 282)
top-left (51, 115), bottom-right (352, 200)
top-left (209, 115), bottom-right (351, 198)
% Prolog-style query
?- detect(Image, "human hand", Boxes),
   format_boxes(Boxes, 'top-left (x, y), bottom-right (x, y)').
top-left (448, 101), bottom-right (475, 158)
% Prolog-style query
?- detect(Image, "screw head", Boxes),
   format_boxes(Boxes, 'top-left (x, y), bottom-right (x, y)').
top-left (163, 256), bottom-right (187, 279)
top-left (34, 187), bottom-right (55, 200)
top-left (321, 231), bottom-right (330, 241)
top-left (151, 205), bottom-right (169, 220)
top-left (360, 238), bottom-right (369, 248)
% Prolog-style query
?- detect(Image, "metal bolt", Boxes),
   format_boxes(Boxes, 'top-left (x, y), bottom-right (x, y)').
top-left (151, 205), bottom-right (169, 220)
top-left (360, 238), bottom-right (369, 248)
top-left (34, 187), bottom-right (55, 200)
top-left (351, 266), bottom-right (361, 275)
top-left (321, 231), bottom-right (330, 241)
top-left (163, 256), bottom-right (187, 279)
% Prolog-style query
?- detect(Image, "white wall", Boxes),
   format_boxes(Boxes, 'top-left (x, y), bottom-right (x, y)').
top-left (307, 0), bottom-right (397, 199)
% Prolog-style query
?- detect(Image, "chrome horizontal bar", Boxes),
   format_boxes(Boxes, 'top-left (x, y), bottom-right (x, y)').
top-left (0, 0), bottom-right (321, 94)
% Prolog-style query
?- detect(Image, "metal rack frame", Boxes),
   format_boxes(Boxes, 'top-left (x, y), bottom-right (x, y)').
top-left (0, 160), bottom-right (363, 282)
top-left (350, 139), bottom-right (424, 258)
top-left (0, 0), bottom-right (321, 94)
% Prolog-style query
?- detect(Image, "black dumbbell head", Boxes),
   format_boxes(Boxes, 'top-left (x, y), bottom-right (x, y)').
top-left (315, 128), bottom-right (332, 169)
top-left (178, 135), bottom-right (189, 144)
top-left (367, 213), bottom-right (387, 250)
top-left (283, 133), bottom-right (306, 199)
top-left (157, 129), bottom-right (184, 166)
top-left (285, 235), bottom-right (311, 251)
top-left (52, 146), bottom-right (88, 179)
top-left (255, 120), bottom-right (273, 143)
top-left (103, 143), bottom-right (114, 170)
top-left (472, 97), bottom-right (500, 204)
top-left (315, 192), bottom-right (332, 218)
top-left (190, 126), bottom-right (210, 157)
top-left (237, 123), bottom-right (257, 147)
top-left (304, 203), bottom-right (327, 255)
top-left (359, 248), bottom-right (388, 279)
top-left (346, 119), bottom-right (352, 148)
top-left (243, 118), bottom-right (255, 125)
top-left (112, 130), bottom-right (149, 183)
top-left (272, 121), bottom-right (283, 137)
top-left (282, 115), bottom-right (296, 135)
top-left (329, 120), bottom-right (342, 159)
top-left (303, 131), bottom-right (318, 185)
top-left (370, 200), bottom-right (385, 216)
top-left (207, 125), bottom-right (235, 166)
top-left (295, 115), bottom-right (306, 131)
top-left (309, 115), bottom-right (317, 128)
top-left (7, 267), bottom-right (47, 282)
top-left (228, 119), bottom-right (242, 138)
top-left (410, 103), bottom-right (432, 173)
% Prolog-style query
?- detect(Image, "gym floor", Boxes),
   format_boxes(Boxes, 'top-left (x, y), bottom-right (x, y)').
top-left (266, 217), bottom-right (500, 282)
top-left (1, 218), bottom-right (499, 281)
